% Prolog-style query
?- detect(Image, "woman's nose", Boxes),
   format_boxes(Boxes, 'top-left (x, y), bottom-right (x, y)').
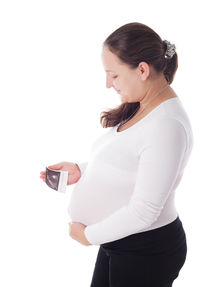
top-left (106, 78), bottom-right (115, 89)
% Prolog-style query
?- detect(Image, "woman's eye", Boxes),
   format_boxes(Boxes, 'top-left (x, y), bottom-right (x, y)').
top-left (112, 76), bottom-right (118, 79)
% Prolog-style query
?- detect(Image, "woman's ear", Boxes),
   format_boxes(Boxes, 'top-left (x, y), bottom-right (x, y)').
top-left (137, 62), bottom-right (150, 81)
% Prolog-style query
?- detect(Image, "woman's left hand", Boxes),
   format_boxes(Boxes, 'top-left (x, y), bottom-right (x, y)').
top-left (68, 222), bottom-right (92, 246)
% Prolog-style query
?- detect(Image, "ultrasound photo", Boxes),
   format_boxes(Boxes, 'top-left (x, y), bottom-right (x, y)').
top-left (45, 167), bottom-right (68, 192)
top-left (45, 168), bottom-right (60, 191)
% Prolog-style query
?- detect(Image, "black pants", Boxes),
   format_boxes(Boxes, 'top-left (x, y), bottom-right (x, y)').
top-left (90, 216), bottom-right (187, 287)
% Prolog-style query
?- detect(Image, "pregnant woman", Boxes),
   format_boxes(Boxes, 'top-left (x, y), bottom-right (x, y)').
top-left (40, 22), bottom-right (194, 287)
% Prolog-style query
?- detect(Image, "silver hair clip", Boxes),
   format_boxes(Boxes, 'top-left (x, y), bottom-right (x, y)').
top-left (163, 40), bottom-right (176, 59)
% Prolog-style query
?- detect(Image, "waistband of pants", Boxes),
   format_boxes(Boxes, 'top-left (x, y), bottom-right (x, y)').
top-left (101, 216), bottom-right (185, 249)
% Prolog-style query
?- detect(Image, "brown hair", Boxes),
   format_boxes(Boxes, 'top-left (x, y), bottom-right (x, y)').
top-left (100, 22), bottom-right (178, 128)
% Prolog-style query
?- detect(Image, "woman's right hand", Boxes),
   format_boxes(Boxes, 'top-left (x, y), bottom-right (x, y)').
top-left (39, 161), bottom-right (81, 185)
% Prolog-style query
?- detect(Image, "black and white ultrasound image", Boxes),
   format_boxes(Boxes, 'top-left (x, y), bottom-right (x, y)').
top-left (45, 168), bottom-right (60, 191)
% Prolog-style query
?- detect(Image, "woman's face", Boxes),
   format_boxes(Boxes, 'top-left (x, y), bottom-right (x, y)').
top-left (101, 45), bottom-right (145, 103)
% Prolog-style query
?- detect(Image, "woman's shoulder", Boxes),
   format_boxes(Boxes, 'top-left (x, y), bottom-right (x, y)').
top-left (139, 106), bottom-right (193, 156)
top-left (143, 96), bottom-right (192, 130)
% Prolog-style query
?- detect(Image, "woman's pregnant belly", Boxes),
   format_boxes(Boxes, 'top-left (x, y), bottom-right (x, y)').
top-left (67, 161), bottom-right (136, 226)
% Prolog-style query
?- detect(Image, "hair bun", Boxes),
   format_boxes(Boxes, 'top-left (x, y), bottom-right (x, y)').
top-left (163, 40), bottom-right (176, 59)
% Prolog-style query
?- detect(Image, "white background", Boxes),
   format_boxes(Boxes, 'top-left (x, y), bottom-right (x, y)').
top-left (0, 0), bottom-right (199, 286)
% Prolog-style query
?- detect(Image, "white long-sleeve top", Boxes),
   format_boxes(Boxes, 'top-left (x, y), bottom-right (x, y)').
top-left (67, 97), bottom-right (194, 246)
